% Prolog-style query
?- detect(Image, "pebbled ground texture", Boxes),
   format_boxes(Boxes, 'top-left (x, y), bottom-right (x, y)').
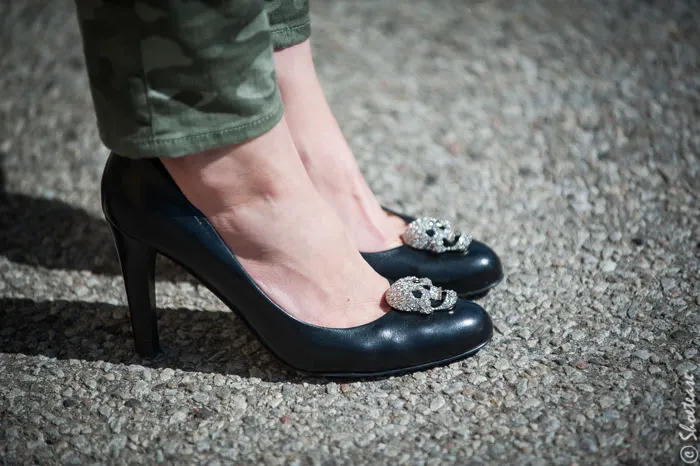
top-left (1, 0), bottom-right (698, 464)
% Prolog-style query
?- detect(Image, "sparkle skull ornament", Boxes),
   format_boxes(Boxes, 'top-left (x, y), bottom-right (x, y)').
top-left (385, 277), bottom-right (458, 314)
top-left (402, 217), bottom-right (471, 254)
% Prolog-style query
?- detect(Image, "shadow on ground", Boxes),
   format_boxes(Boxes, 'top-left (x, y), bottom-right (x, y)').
top-left (0, 295), bottom-right (488, 384)
top-left (2, 298), bottom-right (476, 384)
top-left (0, 297), bottom-right (312, 382)
top-left (0, 162), bottom-right (193, 281)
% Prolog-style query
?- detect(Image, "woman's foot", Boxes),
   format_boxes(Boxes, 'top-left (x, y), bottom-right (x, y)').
top-left (274, 40), bottom-right (406, 253)
top-left (161, 119), bottom-right (390, 328)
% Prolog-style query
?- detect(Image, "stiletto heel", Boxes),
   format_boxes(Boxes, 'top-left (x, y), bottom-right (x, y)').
top-left (101, 153), bottom-right (493, 376)
top-left (109, 225), bottom-right (160, 357)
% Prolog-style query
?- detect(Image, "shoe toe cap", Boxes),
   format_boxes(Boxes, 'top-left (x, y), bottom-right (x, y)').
top-left (464, 240), bottom-right (504, 286)
top-left (422, 240), bottom-right (503, 294)
top-left (448, 299), bottom-right (493, 352)
top-left (401, 299), bottom-right (493, 365)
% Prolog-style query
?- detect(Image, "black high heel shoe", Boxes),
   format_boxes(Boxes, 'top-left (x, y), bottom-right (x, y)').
top-left (102, 153), bottom-right (493, 376)
top-left (362, 208), bottom-right (504, 299)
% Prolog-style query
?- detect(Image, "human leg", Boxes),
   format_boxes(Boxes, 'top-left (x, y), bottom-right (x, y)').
top-left (74, 0), bottom-right (389, 327)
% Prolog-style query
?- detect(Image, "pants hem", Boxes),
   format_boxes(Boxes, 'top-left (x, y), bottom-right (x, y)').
top-left (104, 98), bottom-right (285, 159)
top-left (270, 18), bottom-right (311, 50)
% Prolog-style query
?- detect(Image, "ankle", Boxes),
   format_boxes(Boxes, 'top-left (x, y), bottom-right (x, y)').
top-left (161, 121), bottom-right (310, 215)
top-left (273, 40), bottom-right (316, 93)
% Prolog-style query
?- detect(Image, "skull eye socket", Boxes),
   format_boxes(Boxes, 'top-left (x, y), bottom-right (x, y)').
top-left (438, 225), bottom-right (446, 230)
top-left (412, 290), bottom-right (423, 299)
top-left (422, 285), bottom-right (431, 290)
top-left (426, 229), bottom-right (436, 237)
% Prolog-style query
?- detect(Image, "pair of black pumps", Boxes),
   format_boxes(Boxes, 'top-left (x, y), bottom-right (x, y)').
top-left (102, 154), bottom-right (503, 377)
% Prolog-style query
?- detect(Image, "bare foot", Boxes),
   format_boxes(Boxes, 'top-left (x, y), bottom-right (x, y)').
top-left (161, 119), bottom-right (390, 328)
top-left (274, 40), bottom-right (406, 252)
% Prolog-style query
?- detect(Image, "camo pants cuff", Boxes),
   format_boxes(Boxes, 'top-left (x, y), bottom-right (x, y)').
top-left (106, 94), bottom-right (285, 159)
top-left (265, 0), bottom-right (311, 50)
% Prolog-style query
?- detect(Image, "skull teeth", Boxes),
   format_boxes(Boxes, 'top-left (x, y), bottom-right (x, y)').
top-left (386, 277), bottom-right (458, 314)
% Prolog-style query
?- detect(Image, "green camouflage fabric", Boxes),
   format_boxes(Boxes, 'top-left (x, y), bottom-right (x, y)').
top-left (74, 0), bottom-right (308, 158)
top-left (264, 0), bottom-right (310, 50)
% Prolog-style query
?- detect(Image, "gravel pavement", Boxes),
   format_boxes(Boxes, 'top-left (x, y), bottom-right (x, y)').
top-left (1, 0), bottom-right (699, 464)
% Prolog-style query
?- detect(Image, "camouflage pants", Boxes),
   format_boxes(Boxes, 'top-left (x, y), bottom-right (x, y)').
top-left (74, 0), bottom-right (310, 158)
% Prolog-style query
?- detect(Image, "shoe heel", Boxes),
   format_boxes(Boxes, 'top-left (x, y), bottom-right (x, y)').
top-left (109, 225), bottom-right (160, 357)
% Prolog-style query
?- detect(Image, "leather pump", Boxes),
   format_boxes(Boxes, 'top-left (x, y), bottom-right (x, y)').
top-left (101, 154), bottom-right (494, 376)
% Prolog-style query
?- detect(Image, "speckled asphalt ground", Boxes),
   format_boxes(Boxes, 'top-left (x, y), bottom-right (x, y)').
top-left (1, 0), bottom-right (699, 464)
